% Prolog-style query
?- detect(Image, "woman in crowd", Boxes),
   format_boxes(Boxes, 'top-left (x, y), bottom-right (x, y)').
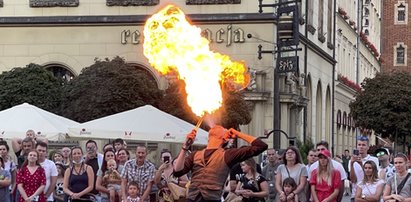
top-left (17, 150), bottom-right (46, 202)
top-left (0, 141), bottom-right (16, 201)
top-left (354, 160), bottom-right (384, 202)
top-left (383, 153), bottom-right (411, 202)
top-left (154, 149), bottom-right (189, 202)
top-left (309, 149), bottom-right (340, 202)
top-left (96, 149), bottom-right (118, 202)
top-left (116, 148), bottom-right (129, 174)
top-left (53, 151), bottom-right (64, 164)
top-left (63, 146), bottom-right (94, 202)
top-left (54, 162), bottom-right (66, 202)
top-left (275, 146), bottom-right (308, 202)
top-left (0, 156), bottom-right (11, 202)
top-left (235, 158), bottom-right (269, 202)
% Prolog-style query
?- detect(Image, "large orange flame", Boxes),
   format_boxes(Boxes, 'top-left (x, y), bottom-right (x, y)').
top-left (143, 5), bottom-right (250, 116)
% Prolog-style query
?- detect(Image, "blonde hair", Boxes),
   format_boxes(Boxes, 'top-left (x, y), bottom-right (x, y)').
top-left (316, 157), bottom-right (333, 186)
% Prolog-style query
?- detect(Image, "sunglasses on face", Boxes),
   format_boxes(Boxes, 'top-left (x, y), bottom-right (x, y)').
top-left (376, 151), bottom-right (386, 157)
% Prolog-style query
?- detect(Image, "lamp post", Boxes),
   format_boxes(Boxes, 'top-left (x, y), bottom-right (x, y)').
top-left (260, 129), bottom-right (297, 146)
top-left (258, 0), bottom-right (301, 149)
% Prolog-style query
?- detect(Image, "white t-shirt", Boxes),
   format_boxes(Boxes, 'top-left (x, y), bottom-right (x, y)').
top-left (356, 179), bottom-right (385, 197)
top-left (40, 159), bottom-right (58, 201)
top-left (308, 159), bottom-right (347, 180)
top-left (348, 154), bottom-right (379, 198)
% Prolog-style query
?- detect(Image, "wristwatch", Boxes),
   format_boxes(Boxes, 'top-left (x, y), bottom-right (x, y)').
top-left (361, 194), bottom-right (366, 199)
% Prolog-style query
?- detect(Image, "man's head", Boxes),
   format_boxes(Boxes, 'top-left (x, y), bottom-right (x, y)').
top-left (316, 141), bottom-right (329, 151)
top-left (85, 140), bottom-right (98, 157)
top-left (266, 148), bottom-right (277, 164)
top-left (344, 149), bottom-right (350, 156)
top-left (26, 129), bottom-right (36, 139)
top-left (113, 138), bottom-right (125, 151)
top-left (22, 137), bottom-right (35, 154)
top-left (135, 145), bottom-right (147, 165)
top-left (207, 125), bottom-right (226, 148)
top-left (307, 149), bottom-right (318, 164)
top-left (375, 147), bottom-right (390, 162)
top-left (356, 136), bottom-right (370, 156)
top-left (35, 141), bottom-right (48, 161)
top-left (62, 147), bottom-right (71, 158)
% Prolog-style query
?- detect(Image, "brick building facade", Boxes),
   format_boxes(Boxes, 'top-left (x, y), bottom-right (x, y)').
top-left (382, 0), bottom-right (411, 73)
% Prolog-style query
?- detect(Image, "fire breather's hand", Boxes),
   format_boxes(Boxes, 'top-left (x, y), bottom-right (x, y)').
top-left (184, 129), bottom-right (197, 148)
top-left (224, 128), bottom-right (239, 140)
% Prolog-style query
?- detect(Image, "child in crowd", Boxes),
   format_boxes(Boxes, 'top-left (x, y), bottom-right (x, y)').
top-left (103, 159), bottom-right (122, 202)
top-left (126, 181), bottom-right (141, 202)
top-left (281, 177), bottom-right (298, 202)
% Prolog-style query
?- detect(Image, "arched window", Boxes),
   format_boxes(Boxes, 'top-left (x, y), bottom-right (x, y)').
top-left (394, 42), bottom-right (407, 66)
top-left (395, 1), bottom-right (408, 24)
top-left (342, 112), bottom-right (347, 127)
top-left (44, 64), bottom-right (76, 82)
top-left (337, 110), bottom-right (342, 127)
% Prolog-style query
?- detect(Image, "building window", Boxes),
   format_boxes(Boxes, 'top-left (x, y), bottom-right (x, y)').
top-left (397, 46), bottom-right (405, 64)
top-left (395, 1), bottom-right (408, 24)
top-left (364, 7), bottom-right (370, 16)
top-left (45, 64), bottom-right (76, 82)
top-left (394, 42), bottom-right (407, 66)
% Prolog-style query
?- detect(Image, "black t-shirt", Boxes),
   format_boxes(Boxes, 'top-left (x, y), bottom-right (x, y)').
top-left (86, 157), bottom-right (99, 194)
top-left (239, 174), bottom-right (266, 202)
top-left (230, 163), bottom-right (262, 182)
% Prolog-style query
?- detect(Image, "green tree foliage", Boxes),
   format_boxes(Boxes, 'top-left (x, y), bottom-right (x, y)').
top-left (349, 71), bottom-right (411, 139)
top-left (59, 57), bottom-right (163, 123)
top-left (0, 63), bottom-right (63, 112)
top-left (296, 138), bottom-right (314, 164)
top-left (159, 80), bottom-right (252, 130)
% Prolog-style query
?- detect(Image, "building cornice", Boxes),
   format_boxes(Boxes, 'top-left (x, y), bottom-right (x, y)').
top-left (0, 13), bottom-right (275, 27)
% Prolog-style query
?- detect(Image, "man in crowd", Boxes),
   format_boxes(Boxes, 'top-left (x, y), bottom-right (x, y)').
top-left (17, 137), bottom-right (35, 169)
top-left (262, 148), bottom-right (281, 201)
top-left (349, 136), bottom-right (379, 201)
top-left (375, 147), bottom-right (395, 181)
top-left (12, 130), bottom-right (36, 158)
top-left (174, 125), bottom-right (268, 202)
top-left (61, 147), bottom-right (71, 166)
top-left (121, 145), bottom-right (155, 202)
top-left (306, 149), bottom-right (318, 171)
top-left (84, 140), bottom-right (103, 196)
top-left (36, 141), bottom-right (58, 202)
top-left (308, 141), bottom-right (347, 202)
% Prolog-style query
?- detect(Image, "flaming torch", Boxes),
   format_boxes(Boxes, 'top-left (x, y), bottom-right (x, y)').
top-left (143, 5), bottom-right (250, 144)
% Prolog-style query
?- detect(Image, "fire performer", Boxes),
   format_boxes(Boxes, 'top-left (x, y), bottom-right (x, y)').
top-left (173, 125), bottom-right (267, 202)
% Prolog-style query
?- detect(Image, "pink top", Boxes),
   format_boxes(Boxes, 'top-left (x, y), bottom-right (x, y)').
top-left (310, 169), bottom-right (341, 202)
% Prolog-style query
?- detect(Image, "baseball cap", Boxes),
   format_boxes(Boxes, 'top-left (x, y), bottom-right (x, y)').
top-left (318, 149), bottom-right (331, 158)
top-left (375, 147), bottom-right (390, 157)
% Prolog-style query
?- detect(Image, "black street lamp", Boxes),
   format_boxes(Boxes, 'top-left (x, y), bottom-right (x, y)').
top-left (258, 0), bottom-right (301, 149)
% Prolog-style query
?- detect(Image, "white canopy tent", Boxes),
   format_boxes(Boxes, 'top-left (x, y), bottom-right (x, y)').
top-left (0, 103), bottom-right (79, 141)
top-left (68, 105), bottom-right (209, 145)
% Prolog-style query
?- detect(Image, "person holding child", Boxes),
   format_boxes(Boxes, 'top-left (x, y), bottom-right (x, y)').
top-left (96, 149), bottom-right (118, 202)
top-left (309, 149), bottom-right (340, 202)
top-left (275, 146), bottom-right (307, 202)
top-left (104, 159), bottom-right (122, 202)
